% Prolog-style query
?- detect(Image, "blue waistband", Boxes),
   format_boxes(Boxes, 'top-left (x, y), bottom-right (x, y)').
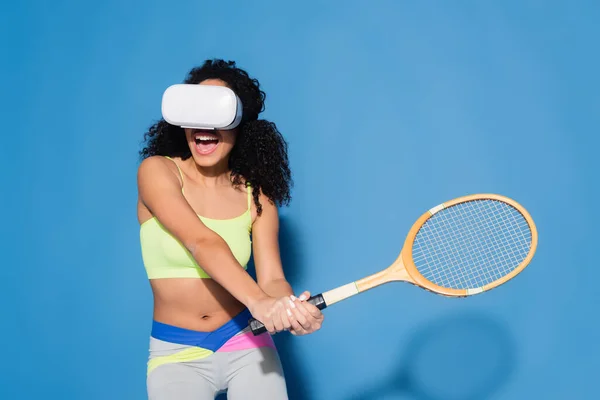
top-left (151, 308), bottom-right (252, 351)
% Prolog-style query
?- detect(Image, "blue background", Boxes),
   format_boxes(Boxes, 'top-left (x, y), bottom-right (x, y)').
top-left (2, 1), bottom-right (598, 399)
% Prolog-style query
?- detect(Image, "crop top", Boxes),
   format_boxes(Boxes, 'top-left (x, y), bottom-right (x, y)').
top-left (140, 157), bottom-right (252, 279)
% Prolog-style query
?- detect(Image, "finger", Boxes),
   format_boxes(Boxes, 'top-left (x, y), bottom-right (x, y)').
top-left (290, 295), bottom-right (312, 331)
top-left (289, 327), bottom-right (306, 336)
top-left (294, 296), bottom-right (323, 331)
top-left (275, 298), bottom-right (294, 331)
top-left (297, 291), bottom-right (311, 301)
top-left (279, 298), bottom-right (294, 330)
top-left (273, 313), bottom-right (284, 332)
top-left (264, 319), bottom-right (276, 334)
top-left (288, 322), bottom-right (306, 336)
top-left (282, 306), bottom-right (293, 330)
top-left (302, 301), bottom-right (323, 319)
top-left (297, 291), bottom-right (322, 320)
top-left (288, 297), bottom-right (304, 332)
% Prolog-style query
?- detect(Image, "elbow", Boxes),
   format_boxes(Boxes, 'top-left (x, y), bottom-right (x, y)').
top-left (186, 232), bottom-right (232, 264)
top-left (185, 235), bottom-right (219, 259)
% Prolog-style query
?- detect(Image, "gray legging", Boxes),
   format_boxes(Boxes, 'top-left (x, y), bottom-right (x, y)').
top-left (147, 336), bottom-right (289, 399)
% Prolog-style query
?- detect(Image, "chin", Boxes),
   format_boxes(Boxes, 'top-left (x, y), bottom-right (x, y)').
top-left (191, 155), bottom-right (221, 167)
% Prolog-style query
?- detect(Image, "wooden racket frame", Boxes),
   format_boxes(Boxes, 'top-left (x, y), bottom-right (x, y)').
top-left (353, 193), bottom-right (538, 298)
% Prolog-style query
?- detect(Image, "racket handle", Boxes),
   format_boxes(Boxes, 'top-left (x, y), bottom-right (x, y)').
top-left (248, 293), bottom-right (327, 335)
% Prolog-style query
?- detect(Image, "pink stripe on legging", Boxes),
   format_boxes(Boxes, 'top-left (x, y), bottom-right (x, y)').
top-left (217, 331), bottom-right (276, 352)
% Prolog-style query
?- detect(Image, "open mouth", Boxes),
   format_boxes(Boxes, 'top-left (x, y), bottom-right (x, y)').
top-left (193, 131), bottom-right (220, 155)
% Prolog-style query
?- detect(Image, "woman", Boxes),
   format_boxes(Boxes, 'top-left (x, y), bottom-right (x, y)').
top-left (137, 59), bottom-right (324, 399)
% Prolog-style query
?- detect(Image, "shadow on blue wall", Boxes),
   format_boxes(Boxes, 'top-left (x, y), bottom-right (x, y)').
top-left (344, 313), bottom-right (517, 400)
top-left (217, 217), bottom-right (516, 400)
top-left (216, 215), bottom-right (310, 399)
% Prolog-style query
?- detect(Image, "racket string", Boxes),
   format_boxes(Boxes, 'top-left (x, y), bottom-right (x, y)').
top-left (443, 201), bottom-right (527, 287)
top-left (424, 201), bottom-right (529, 288)
top-left (412, 199), bottom-right (532, 290)
top-left (419, 209), bottom-right (478, 288)
top-left (416, 201), bottom-right (501, 288)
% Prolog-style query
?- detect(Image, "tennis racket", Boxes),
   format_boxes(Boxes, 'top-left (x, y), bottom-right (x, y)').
top-left (249, 193), bottom-right (538, 335)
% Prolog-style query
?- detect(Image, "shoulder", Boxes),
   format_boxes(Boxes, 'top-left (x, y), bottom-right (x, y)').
top-left (138, 155), bottom-right (182, 174)
top-left (138, 155), bottom-right (165, 172)
top-left (137, 156), bottom-right (181, 186)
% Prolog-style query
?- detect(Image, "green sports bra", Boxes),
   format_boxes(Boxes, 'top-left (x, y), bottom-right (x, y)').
top-left (140, 157), bottom-right (252, 279)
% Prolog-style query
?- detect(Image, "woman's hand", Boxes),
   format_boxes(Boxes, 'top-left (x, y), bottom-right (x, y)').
top-left (287, 291), bottom-right (324, 336)
top-left (248, 295), bottom-right (297, 334)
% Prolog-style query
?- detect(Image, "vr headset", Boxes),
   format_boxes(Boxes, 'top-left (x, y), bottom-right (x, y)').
top-left (161, 84), bottom-right (243, 130)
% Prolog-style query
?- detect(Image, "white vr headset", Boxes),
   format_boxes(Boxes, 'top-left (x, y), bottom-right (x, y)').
top-left (161, 84), bottom-right (243, 130)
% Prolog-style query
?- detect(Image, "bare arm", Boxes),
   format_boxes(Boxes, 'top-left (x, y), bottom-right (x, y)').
top-left (137, 156), bottom-right (268, 309)
top-left (251, 192), bottom-right (293, 297)
top-left (252, 191), bottom-right (324, 335)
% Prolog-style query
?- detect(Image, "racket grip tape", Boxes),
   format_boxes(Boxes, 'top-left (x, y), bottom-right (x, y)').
top-left (248, 293), bottom-right (327, 335)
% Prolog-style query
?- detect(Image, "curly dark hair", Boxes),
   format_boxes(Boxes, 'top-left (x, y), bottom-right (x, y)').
top-left (139, 59), bottom-right (292, 215)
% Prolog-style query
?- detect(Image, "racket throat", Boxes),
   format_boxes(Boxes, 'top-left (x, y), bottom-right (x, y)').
top-left (355, 262), bottom-right (410, 293)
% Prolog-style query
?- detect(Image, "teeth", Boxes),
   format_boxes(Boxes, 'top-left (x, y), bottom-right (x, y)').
top-left (195, 135), bottom-right (217, 142)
